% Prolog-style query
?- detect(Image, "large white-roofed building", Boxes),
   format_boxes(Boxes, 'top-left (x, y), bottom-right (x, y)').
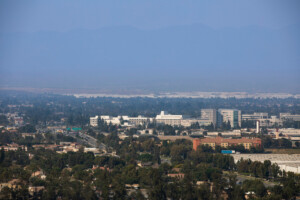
top-left (155, 111), bottom-right (183, 126)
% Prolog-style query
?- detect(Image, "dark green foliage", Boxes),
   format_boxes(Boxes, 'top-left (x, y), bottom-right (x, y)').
top-left (242, 180), bottom-right (266, 197)
top-left (0, 115), bottom-right (9, 126)
top-left (0, 148), bottom-right (5, 164)
top-left (282, 119), bottom-right (300, 129)
top-left (237, 158), bottom-right (281, 179)
top-left (138, 153), bottom-right (153, 162)
top-left (156, 124), bottom-right (176, 136)
top-left (0, 132), bottom-right (13, 145)
top-left (262, 136), bottom-right (292, 148)
top-left (241, 120), bottom-right (256, 128)
top-left (149, 169), bottom-right (167, 200)
top-left (0, 150), bottom-right (30, 167)
top-left (56, 133), bottom-right (76, 142)
top-left (18, 124), bottom-right (36, 133)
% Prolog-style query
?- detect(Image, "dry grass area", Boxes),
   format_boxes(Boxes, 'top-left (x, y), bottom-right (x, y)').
top-left (265, 148), bottom-right (300, 154)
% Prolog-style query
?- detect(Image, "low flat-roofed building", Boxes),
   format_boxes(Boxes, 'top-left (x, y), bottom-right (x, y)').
top-left (256, 116), bottom-right (283, 127)
top-left (180, 119), bottom-right (212, 127)
top-left (269, 128), bottom-right (300, 136)
top-left (280, 113), bottom-right (300, 122)
top-left (21, 133), bottom-right (36, 138)
top-left (206, 130), bottom-right (241, 137)
top-left (157, 135), bottom-right (194, 141)
top-left (84, 147), bottom-right (101, 156)
top-left (0, 143), bottom-right (27, 151)
top-left (242, 112), bottom-right (268, 121)
top-left (28, 186), bottom-right (45, 196)
top-left (193, 136), bottom-right (262, 150)
top-left (138, 129), bottom-right (154, 135)
top-left (128, 115), bottom-right (152, 125)
top-left (167, 173), bottom-right (185, 179)
top-left (0, 179), bottom-right (22, 191)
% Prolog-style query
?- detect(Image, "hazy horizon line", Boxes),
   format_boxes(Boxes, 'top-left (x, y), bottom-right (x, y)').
top-left (1, 87), bottom-right (300, 99)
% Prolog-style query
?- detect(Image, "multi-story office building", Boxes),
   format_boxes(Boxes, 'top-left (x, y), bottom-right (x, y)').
top-left (200, 109), bottom-right (217, 127)
top-left (242, 112), bottom-right (268, 121)
top-left (90, 116), bottom-right (100, 127)
top-left (218, 109), bottom-right (241, 128)
top-left (155, 111), bottom-right (183, 126)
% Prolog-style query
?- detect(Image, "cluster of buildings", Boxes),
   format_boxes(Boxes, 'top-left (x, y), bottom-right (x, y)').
top-left (0, 142), bottom-right (102, 156)
top-left (90, 115), bottom-right (153, 127)
top-left (3, 112), bottom-right (24, 127)
top-left (90, 109), bottom-right (242, 128)
top-left (90, 110), bottom-right (300, 129)
top-left (0, 169), bottom-right (46, 195)
top-left (0, 143), bottom-right (28, 151)
top-left (242, 112), bottom-right (300, 127)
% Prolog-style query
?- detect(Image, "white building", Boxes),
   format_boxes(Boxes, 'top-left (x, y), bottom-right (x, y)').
top-left (244, 116), bottom-right (283, 127)
top-left (91, 115), bottom-right (153, 127)
top-left (269, 116), bottom-right (282, 126)
top-left (242, 112), bottom-right (268, 121)
top-left (218, 109), bottom-right (241, 128)
top-left (269, 128), bottom-right (300, 137)
top-left (128, 115), bottom-right (152, 125)
top-left (100, 116), bottom-right (121, 125)
top-left (90, 116), bottom-right (99, 127)
top-left (180, 119), bottom-right (212, 127)
top-left (206, 130), bottom-right (241, 137)
top-left (155, 111), bottom-right (183, 126)
top-left (84, 147), bottom-right (101, 156)
top-left (90, 115), bottom-right (121, 126)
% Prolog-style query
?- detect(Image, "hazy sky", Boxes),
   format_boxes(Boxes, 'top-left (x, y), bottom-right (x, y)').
top-left (0, 1), bottom-right (299, 93)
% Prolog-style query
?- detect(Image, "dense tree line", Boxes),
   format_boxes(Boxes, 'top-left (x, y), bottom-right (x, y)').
top-left (0, 115), bottom-right (9, 126)
top-left (1, 92), bottom-right (300, 126)
top-left (237, 159), bottom-right (281, 179)
top-left (262, 136), bottom-right (292, 148)
top-left (0, 136), bottom-right (300, 199)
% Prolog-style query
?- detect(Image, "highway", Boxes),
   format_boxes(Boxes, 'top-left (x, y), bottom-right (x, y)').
top-left (42, 127), bottom-right (107, 150)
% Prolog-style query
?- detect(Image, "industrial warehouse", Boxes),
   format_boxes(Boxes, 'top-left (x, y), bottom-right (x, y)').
top-left (232, 154), bottom-right (300, 174)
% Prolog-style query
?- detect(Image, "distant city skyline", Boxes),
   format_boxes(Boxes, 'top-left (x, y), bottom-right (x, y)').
top-left (0, 1), bottom-right (299, 93)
